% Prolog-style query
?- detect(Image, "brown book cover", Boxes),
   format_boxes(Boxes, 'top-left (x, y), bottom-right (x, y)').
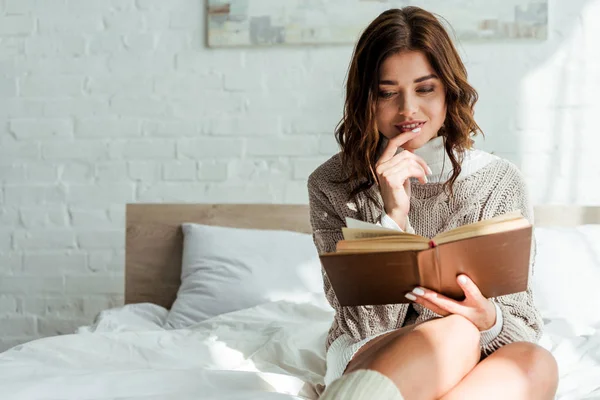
top-left (320, 226), bottom-right (532, 307)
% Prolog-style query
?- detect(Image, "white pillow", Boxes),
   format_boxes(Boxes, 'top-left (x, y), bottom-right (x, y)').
top-left (164, 223), bottom-right (325, 329)
top-left (532, 225), bottom-right (600, 328)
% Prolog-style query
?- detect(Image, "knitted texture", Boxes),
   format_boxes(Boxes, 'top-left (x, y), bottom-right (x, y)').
top-left (320, 370), bottom-right (404, 400)
top-left (307, 153), bottom-right (543, 357)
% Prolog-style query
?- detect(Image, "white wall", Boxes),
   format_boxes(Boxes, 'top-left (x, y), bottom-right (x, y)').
top-left (0, 0), bottom-right (598, 350)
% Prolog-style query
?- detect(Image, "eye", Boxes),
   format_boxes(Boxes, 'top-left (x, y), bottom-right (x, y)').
top-left (417, 86), bottom-right (435, 94)
top-left (378, 91), bottom-right (395, 99)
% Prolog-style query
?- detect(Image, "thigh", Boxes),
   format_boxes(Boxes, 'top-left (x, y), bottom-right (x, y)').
top-left (345, 315), bottom-right (481, 400)
top-left (344, 324), bottom-right (417, 375)
top-left (440, 342), bottom-right (559, 400)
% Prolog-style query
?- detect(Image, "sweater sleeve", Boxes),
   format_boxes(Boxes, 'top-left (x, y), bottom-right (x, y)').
top-left (480, 170), bottom-right (544, 356)
top-left (308, 176), bottom-right (379, 347)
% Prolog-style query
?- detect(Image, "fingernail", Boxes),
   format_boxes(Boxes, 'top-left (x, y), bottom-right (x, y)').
top-left (405, 293), bottom-right (417, 301)
top-left (412, 287), bottom-right (425, 296)
top-left (424, 176), bottom-right (429, 184)
top-left (426, 166), bottom-right (433, 175)
top-left (458, 275), bottom-right (467, 284)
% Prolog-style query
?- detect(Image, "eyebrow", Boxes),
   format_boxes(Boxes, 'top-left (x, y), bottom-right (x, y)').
top-left (379, 74), bottom-right (438, 85)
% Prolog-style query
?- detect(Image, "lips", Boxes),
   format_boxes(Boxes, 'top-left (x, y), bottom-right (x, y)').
top-left (395, 121), bottom-right (425, 133)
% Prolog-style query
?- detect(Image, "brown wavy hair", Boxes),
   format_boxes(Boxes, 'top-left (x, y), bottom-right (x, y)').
top-left (336, 7), bottom-right (482, 200)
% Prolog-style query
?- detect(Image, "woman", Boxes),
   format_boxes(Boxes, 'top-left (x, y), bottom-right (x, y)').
top-left (308, 7), bottom-right (559, 400)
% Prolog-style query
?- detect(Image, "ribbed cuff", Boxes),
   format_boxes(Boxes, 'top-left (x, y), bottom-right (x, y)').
top-left (321, 370), bottom-right (404, 400)
top-left (380, 212), bottom-right (402, 231)
top-left (405, 217), bottom-right (415, 234)
top-left (325, 334), bottom-right (355, 386)
top-left (481, 301), bottom-right (540, 356)
top-left (380, 212), bottom-right (415, 234)
top-left (480, 302), bottom-right (503, 346)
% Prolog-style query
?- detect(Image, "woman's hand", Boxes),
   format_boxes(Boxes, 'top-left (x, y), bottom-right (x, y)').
top-left (405, 274), bottom-right (497, 331)
top-left (375, 131), bottom-right (431, 230)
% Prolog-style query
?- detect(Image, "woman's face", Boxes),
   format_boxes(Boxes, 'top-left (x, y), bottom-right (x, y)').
top-left (375, 50), bottom-right (447, 152)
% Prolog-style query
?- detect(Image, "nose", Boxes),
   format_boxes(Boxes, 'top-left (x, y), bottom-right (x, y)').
top-left (398, 94), bottom-right (418, 116)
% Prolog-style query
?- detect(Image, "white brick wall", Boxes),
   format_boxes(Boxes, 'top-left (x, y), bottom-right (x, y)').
top-left (1, 0), bottom-right (599, 351)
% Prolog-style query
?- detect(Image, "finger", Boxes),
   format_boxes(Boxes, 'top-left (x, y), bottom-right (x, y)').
top-left (378, 130), bottom-right (423, 163)
top-left (411, 286), bottom-right (465, 315)
top-left (379, 158), bottom-right (420, 178)
top-left (403, 176), bottom-right (411, 195)
top-left (380, 163), bottom-right (426, 187)
top-left (376, 151), bottom-right (432, 177)
top-left (380, 158), bottom-right (425, 178)
top-left (393, 162), bottom-right (428, 185)
top-left (393, 151), bottom-right (432, 177)
top-left (456, 275), bottom-right (486, 302)
top-left (376, 150), bottom-right (407, 173)
top-left (406, 291), bottom-right (449, 316)
top-left (412, 154), bottom-right (432, 177)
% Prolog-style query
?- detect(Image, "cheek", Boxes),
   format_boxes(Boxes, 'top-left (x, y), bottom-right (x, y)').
top-left (426, 97), bottom-right (446, 123)
top-left (375, 107), bottom-right (398, 140)
top-left (438, 100), bottom-right (447, 117)
top-left (376, 104), bottom-right (395, 124)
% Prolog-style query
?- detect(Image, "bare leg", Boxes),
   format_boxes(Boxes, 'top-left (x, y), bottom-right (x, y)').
top-left (344, 315), bottom-right (481, 400)
top-left (439, 342), bottom-right (559, 400)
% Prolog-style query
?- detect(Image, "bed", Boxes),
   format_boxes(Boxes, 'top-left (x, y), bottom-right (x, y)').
top-left (0, 204), bottom-right (599, 400)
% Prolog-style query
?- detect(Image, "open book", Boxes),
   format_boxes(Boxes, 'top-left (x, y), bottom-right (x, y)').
top-left (319, 211), bottom-right (533, 306)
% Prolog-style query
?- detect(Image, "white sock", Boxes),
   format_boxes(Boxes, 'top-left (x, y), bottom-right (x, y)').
top-left (320, 370), bottom-right (404, 400)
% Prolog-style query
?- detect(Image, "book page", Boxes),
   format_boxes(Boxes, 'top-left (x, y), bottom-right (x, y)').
top-left (345, 217), bottom-right (394, 230)
top-left (341, 211), bottom-right (528, 247)
top-left (358, 234), bottom-right (429, 241)
top-left (336, 240), bottom-right (431, 253)
top-left (433, 211), bottom-right (529, 244)
top-left (343, 217), bottom-right (416, 240)
top-left (339, 226), bottom-right (429, 254)
top-left (341, 227), bottom-right (414, 240)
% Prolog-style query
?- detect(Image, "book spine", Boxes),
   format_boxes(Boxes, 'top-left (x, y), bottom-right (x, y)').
top-left (434, 245), bottom-right (442, 293)
top-left (417, 248), bottom-right (442, 293)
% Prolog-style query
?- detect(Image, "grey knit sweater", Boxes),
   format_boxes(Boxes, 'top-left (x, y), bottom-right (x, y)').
top-left (307, 153), bottom-right (543, 357)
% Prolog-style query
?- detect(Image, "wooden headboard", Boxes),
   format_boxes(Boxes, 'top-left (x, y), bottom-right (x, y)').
top-left (125, 204), bottom-right (312, 309)
top-left (125, 204), bottom-right (600, 308)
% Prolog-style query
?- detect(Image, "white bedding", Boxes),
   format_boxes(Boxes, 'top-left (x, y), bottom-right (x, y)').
top-left (541, 319), bottom-right (600, 400)
top-left (0, 295), bottom-right (331, 400)
top-left (0, 294), bottom-right (599, 399)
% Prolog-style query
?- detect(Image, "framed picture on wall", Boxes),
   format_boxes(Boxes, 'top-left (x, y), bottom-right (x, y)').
top-left (207, 0), bottom-right (548, 47)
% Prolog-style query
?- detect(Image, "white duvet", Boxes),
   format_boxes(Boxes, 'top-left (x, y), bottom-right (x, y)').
top-left (0, 295), bottom-right (331, 400)
top-left (0, 294), bottom-right (599, 400)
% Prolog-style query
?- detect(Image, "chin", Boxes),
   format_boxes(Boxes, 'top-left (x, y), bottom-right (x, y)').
top-left (401, 135), bottom-right (430, 151)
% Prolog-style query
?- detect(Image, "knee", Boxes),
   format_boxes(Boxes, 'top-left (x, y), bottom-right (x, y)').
top-left (420, 314), bottom-right (480, 346)
top-left (447, 315), bottom-right (480, 356)
top-left (415, 314), bottom-right (481, 360)
top-left (507, 342), bottom-right (559, 395)
top-left (524, 343), bottom-right (559, 384)
top-left (445, 314), bottom-right (481, 343)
